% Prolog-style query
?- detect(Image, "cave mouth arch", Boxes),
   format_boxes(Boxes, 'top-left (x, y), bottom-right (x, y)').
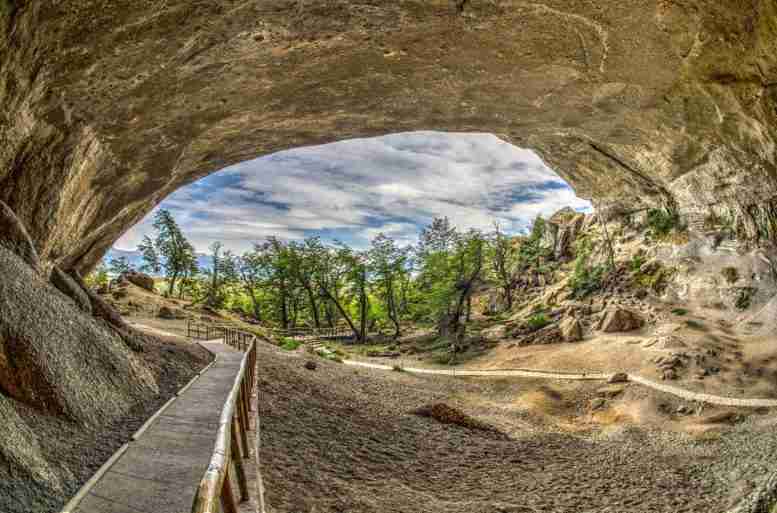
top-left (112, 131), bottom-right (591, 260)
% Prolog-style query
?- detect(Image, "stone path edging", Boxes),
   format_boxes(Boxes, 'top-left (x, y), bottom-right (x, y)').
top-left (342, 360), bottom-right (777, 408)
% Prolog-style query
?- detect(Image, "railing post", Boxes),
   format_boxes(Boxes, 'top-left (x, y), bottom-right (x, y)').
top-left (220, 466), bottom-right (240, 513)
top-left (230, 421), bottom-right (250, 501)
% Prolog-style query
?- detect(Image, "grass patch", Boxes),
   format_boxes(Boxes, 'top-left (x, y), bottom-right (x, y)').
top-left (392, 364), bottom-right (404, 372)
top-left (629, 254), bottom-right (646, 272)
top-left (671, 308), bottom-right (688, 316)
top-left (647, 208), bottom-right (684, 239)
top-left (280, 337), bottom-right (302, 351)
top-left (526, 313), bottom-right (551, 331)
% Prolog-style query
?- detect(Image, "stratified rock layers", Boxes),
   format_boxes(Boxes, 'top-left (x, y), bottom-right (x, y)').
top-left (1, 1), bottom-right (777, 270)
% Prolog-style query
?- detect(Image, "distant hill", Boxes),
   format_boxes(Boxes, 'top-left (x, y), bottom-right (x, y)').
top-left (105, 248), bottom-right (213, 274)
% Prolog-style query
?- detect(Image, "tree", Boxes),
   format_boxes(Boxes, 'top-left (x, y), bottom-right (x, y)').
top-left (109, 255), bottom-right (133, 276)
top-left (489, 222), bottom-right (520, 311)
top-left (237, 244), bottom-right (275, 321)
top-left (137, 235), bottom-right (161, 275)
top-left (202, 242), bottom-right (238, 308)
top-left (286, 238), bottom-right (326, 329)
top-left (368, 233), bottom-right (409, 338)
top-left (152, 209), bottom-right (197, 297)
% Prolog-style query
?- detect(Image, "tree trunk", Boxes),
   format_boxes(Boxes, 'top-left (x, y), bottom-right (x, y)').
top-left (247, 286), bottom-right (261, 321)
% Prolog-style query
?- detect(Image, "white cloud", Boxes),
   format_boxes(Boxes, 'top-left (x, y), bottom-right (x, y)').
top-left (115, 132), bottom-right (591, 253)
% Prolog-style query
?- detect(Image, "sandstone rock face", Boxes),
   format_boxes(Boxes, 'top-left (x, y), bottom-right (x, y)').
top-left (559, 317), bottom-right (583, 342)
top-left (2, 2), bottom-right (777, 270)
top-left (599, 307), bottom-right (645, 333)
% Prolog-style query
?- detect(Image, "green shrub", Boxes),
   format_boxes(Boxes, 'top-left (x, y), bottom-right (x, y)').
top-left (569, 238), bottom-right (606, 298)
top-left (526, 313), bottom-right (551, 331)
top-left (671, 308), bottom-right (688, 316)
top-left (721, 267), bottom-right (739, 284)
top-left (280, 337), bottom-right (302, 351)
top-left (629, 254), bottom-right (646, 272)
top-left (647, 208), bottom-right (683, 238)
top-left (392, 364), bottom-right (405, 372)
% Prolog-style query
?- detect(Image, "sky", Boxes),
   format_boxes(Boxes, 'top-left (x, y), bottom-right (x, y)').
top-left (115, 131), bottom-right (591, 254)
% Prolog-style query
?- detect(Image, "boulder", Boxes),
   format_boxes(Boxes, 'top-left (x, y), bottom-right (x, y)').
top-left (122, 271), bottom-right (156, 293)
top-left (599, 307), bottom-right (645, 333)
top-left (0, 201), bottom-right (41, 274)
top-left (608, 372), bottom-right (629, 384)
top-left (559, 317), bottom-right (583, 342)
top-left (50, 266), bottom-right (92, 314)
top-left (158, 306), bottom-right (176, 319)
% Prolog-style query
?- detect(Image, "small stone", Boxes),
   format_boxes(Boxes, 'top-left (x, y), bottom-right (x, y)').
top-left (304, 361), bottom-right (317, 371)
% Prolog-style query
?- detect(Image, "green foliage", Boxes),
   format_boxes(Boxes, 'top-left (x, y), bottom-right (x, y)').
top-left (109, 255), bottom-right (133, 275)
top-left (526, 313), bottom-right (551, 331)
top-left (280, 338), bottom-right (302, 351)
top-left (646, 208), bottom-right (683, 239)
top-left (671, 308), bottom-right (688, 316)
top-left (569, 238), bottom-right (606, 298)
top-left (151, 209), bottom-right (198, 296)
top-left (84, 263), bottom-right (110, 289)
top-left (392, 364), bottom-right (405, 372)
top-left (721, 266), bottom-right (739, 284)
top-left (629, 254), bottom-right (646, 272)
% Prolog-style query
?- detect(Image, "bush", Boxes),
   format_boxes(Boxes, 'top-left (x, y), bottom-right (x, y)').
top-left (392, 364), bottom-right (405, 372)
top-left (526, 313), bottom-right (551, 331)
top-left (629, 254), bottom-right (646, 272)
top-left (646, 208), bottom-right (683, 238)
top-left (671, 308), bottom-right (688, 316)
top-left (280, 337), bottom-right (302, 351)
top-left (569, 238), bottom-right (606, 298)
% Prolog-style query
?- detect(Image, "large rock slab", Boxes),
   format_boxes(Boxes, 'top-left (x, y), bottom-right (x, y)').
top-left (1, 3), bottom-right (777, 270)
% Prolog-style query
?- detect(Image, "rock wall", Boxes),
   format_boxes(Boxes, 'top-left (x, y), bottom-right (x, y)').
top-left (1, 1), bottom-right (777, 270)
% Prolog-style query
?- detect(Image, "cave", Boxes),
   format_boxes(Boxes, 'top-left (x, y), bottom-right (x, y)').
top-left (2, 1), bottom-right (776, 274)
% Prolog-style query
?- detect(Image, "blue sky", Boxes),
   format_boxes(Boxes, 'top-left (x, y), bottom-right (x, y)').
top-left (115, 132), bottom-right (591, 254)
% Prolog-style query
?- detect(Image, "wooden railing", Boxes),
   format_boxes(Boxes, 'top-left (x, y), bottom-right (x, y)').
top-left (188, 324), bottom-right (258, 513)
top-left (272, 325), bottom-right (355, 340)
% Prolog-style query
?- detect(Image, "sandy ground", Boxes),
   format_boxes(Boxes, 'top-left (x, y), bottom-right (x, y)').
top-left (255, 341), bottom-right (777, 513)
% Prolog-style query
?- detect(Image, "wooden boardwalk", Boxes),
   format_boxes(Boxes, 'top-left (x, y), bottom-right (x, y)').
top-left (70, 341), bottom-right (246, 513)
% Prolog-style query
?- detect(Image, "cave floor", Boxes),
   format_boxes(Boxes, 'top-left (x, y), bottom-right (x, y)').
top-left (255, 340), bottom-right (777, 513)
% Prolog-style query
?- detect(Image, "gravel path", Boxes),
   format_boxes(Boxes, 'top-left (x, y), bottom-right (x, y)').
top-left (343, 360), bottom-right (777, 408)
top-left (256, 343), bottom-right (777, 513)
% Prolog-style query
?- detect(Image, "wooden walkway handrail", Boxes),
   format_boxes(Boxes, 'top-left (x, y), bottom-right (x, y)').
top-left (189, 325), bottom-right (258, 513)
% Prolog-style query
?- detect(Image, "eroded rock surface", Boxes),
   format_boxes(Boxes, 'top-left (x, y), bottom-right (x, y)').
top-left (2, 1), bottom-right (777, 270)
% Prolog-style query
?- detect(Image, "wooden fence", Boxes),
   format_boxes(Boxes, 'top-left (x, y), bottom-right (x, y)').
top-left (188, 323), bottom-right (258, 513)
top-left (272, 325), bottom-right (354, 340)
